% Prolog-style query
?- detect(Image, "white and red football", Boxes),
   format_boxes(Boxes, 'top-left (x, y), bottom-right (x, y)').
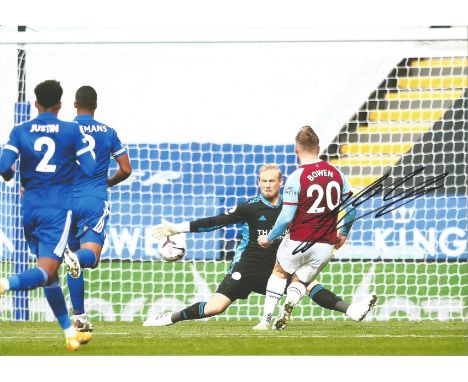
top-left (158, 233), bottom-right (187, 262)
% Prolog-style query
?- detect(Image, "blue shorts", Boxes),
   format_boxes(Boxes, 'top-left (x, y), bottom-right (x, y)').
top-left (68, 197), bottom-right (110, 250)
top-left (22, 207), bottom-right (72, 260)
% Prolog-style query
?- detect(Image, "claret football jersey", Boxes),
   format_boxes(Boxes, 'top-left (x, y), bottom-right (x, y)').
top-left (283, 160), bottom-right (352, 244)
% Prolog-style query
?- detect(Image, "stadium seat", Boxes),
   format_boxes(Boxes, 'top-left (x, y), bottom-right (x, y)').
top-left (326, 56), bottom-right (468, 191)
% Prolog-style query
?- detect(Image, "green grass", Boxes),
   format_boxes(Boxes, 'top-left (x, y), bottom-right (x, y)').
top-left (0, 320), bottom-right (467, 356)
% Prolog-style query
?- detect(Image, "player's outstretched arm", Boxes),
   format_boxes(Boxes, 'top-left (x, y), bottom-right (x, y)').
top-left (0, 150), bottom-right (17, 181)
top-left (335, 193), bottom-right (357, 250)
top-left (107, 153), bottom-right (132, 187)
top-left (153, 204), bottom-right (247, 239)
top-left (1, 130), bottom-right (20, 181)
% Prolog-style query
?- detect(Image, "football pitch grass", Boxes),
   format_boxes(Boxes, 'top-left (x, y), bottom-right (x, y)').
top-left (0, 320), bottom-right (467, 356)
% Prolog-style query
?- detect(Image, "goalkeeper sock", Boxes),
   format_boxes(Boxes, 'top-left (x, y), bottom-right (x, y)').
top-left (76, 248), bottom-right (98, 269)
top-left (259, 274), bottom-right (287, 323)
top-left (309, 284), bottom-right (349, 313)
top-left (67, 273), bottom-right (85, 315)
top-left (171, 302), bottom-right (207, 323)
top-left (6, 267), bottom-right (48, 290)
top-left (44, 280), bottom-right (73, 330)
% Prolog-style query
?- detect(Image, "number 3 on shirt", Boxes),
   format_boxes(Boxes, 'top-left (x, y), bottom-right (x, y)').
top-left (81, 133), bottom-right (96, 160)
top-left (34, 136), bottom-right (57, 173)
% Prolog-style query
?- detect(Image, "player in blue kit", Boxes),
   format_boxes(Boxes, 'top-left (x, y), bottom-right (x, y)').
top-left (0, 80), bottom-right (97, 351)
top-left (64, 86), bottom-right (132, 332)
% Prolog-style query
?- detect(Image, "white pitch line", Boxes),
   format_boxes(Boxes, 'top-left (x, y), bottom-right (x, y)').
top-left (115, 333), bottom-right (468, 339)
top-left (0, 333), bottom-right (467, 340)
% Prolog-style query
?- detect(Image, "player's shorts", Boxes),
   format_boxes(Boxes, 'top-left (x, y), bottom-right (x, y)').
top-left (22, 207), bottom-right (72, 260)
top-left (68, 197), bottom-right (110, 249)
top-left (276, 234), bottom-right (334, 284)
top-left (216, 261), bottom-right (273, 301)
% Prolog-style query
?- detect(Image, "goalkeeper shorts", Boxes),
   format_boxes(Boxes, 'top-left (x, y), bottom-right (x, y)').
top-left (216, 262), bottom-right (272, 301)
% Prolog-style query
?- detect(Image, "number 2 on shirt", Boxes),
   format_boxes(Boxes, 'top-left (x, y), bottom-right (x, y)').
top-left (34, 136), bottom-right (57, 173)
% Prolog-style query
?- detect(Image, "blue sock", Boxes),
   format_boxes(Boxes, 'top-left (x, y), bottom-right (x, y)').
top-left (67, 273), bottom-right (85, 315)
top-left (8, 267), bottom-right (48, 290)
top-left (308, 283), bottom-right (324, 299)
top-left (66, 249), bottom-right (96, 315)
top-left (44, 280), bottom-right (72, 330)
top-left (172, 301), bottom-right (207, 323)
top-left (308, 283), bottom-right (348, 313)
top-left (76, 248), bottom-right (97, 269)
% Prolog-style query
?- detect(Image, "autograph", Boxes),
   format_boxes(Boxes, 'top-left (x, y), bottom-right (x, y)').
top-left (292, 166), bottom-right (449, 254)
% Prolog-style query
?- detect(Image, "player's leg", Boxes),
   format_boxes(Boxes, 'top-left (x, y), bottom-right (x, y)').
top-left (1, 209), bottom-right (52, 294)
top-left (67, 238), bottom-right (102, 331)
top-left (254, 260), bottom-right (288, 330)
top-left (40, 209), bottom-right (93, 350)
top-left (274, 242), bottom-right (334, 330)
top-left (172, 293), bottom-right (232, 322)
top-left (307, 279), bottom-right (350, 314)
top-left (65, 198), bottom-right (108, 276)
top-left (255, 236), bottom-right (301, 329)
top-left (38, 255), bottom-right (92, 351)
top-left (273, 273), bottom-right (307, 330)
top-left (39, 208), bottom-right (92, 349)
top-left (143, 266), bottom-right (255, 327)
top-left (307, 280), bottom-right (376, 320)
top-left (0, 265), bottom-right (48, 294)
top-left (67, 241), bottom-right (101, 331)
top-left (143, 293), bottom-right (233, 327)
top-left (39, 256), bottom-right (76, 336)
top-left (66, 199), bottom-right (108, 331)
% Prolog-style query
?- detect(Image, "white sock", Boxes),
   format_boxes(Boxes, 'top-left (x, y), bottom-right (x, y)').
top-left (0, 278), bottom-right (10, 291)
top-left (286, 281), bottom-right (307, 306)
top-left (64, 325), bottom-right (77, 338)
top-left (260, 274), bottom-right (287, 323)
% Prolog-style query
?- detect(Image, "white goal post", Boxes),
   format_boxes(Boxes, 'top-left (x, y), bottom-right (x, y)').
top-left (0, 27), bottom-right (467, 322)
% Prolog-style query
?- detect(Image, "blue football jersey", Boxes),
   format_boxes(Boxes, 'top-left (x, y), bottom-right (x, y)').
top-left (1, 112), bottom-right (93, 209)
top-left (72, 115), bottom-right (126, 200)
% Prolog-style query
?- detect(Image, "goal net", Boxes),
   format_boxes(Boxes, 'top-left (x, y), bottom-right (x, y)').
top-left (0, 28), bottom-right (467, 322)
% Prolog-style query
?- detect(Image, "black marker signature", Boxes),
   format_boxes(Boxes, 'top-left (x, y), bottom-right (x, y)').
top-left (292, 166), bottom-right (449, 254)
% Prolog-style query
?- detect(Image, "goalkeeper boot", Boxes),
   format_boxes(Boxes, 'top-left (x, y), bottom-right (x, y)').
top-left (273, 301), bottom-right (294, 330)
top-left (63, 248), bottom-right (81, 279)
top-left (66, 331), bottom-right (92, 351)
top-left (143, 312), bottom-right (174, 327)
top-left (346, 293), bottom-right (377, 322)
top-left (72, 314), bottom-right (94, 332)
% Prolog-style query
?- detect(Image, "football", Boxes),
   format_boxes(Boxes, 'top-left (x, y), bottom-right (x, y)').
top-left (158, 233), bottom-right (187, 262)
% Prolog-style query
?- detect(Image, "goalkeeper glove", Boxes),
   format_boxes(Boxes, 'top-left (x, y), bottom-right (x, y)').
top-left (152, 219), bottom-right (190, 239)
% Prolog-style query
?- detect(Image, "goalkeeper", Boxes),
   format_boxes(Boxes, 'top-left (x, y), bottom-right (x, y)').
top-left (144, 163), bottom-right (372, 327)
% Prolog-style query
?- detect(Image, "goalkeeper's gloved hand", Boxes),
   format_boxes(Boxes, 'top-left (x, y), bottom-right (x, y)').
top-left (152, 219), bottom-right (190, 239)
